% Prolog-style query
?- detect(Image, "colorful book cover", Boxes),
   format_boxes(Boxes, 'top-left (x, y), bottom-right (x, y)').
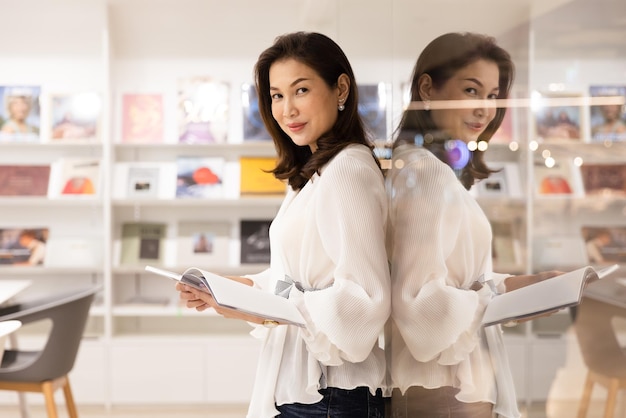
top-left (240, 219), bottom-right (271, 264)
top-left (581, 226), bottom-right (626, 264)
top-left (589, 85), bottom-right (626, 142)
top-left (176, 156), bottom-right (224, 199)
top-left (178, 77), bottom-right (229, 144)
top-left (0, 165), bottom-right (50, 196)
top-left (533, 92), bottom-right (583, 142)
top-left (0, 228), bottom-right (48, 266)
top-left (0, 85), bottom-right (41, 143)
top-left (49, 158), bottom-right (101, 198)
top-left (239, 156), bottom-right (285, 196)
top-left (534, 159), bottom-right (583, 197)
top-left (120, 222), bottom-right (167, 265)
top-left (177, 221), bottom-right (231, 266)
top-left (358, 83), bottom-right (389, 141)
top-left (49, 92), bottom-right (101, 142)
top-left (580, 163), bottom-right (626, 196)
top-left (121, 93), bottom-right (164, 143)
top-left (241, 83), bottom-right (271, 141)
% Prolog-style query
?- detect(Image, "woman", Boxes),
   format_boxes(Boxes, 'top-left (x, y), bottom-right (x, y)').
top-left (387, 32), bottom-right (560, 418)
top-left (177, 32), bottom-right (390, 418)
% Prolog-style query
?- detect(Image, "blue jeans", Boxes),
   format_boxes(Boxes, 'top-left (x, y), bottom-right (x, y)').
top-left (276, 387), bottom-right (385, 418)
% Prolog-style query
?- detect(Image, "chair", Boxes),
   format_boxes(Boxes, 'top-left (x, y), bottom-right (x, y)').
top-left (0, 286), bottom-right (100, 418)
top-left (574, 295), bottom-right (626, 418)
top-left (0, 320), bottom-right (22, 362)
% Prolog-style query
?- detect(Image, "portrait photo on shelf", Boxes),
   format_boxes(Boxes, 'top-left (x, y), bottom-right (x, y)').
top-left (48, 157), bottom-right (101, 198)
top-left (48, 92), bottom-right (101, 142)
top-left (175, 156), bottom-right (224, 199)
top-left (177, 221), bottom-right (231, 267)
top-left (532, 91), bottom-right (584, 142)
top-left (589, 85), bottom-right (626, 142)
top-left (0, 164), bottom-right (50, 196)
top-left (177, 76), bottom-right (229, 144)
top-left (580, 162), bottom-right (626, 196)
top-left (241, 83), bottom-right (271, 141)
top-left (0, 85), bottom-right (41, 143)
top-left (581, 225), bottom-right (626, 264)
top-left (357, 83), bottom-right (390, 142)
top-left (533, 158), bottom-right (584, 197)
top-left (112, 162), bottom-right (177, 200)
top-left (0, 227), bottom-right (48, 266)
top-left (120, 93), bottom-right (164, 144)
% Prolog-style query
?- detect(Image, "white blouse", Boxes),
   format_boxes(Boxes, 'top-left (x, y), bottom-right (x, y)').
top-left (246, 144), bottom-right (391, 418)
top-left (386, 145), bottom-right (520, 418)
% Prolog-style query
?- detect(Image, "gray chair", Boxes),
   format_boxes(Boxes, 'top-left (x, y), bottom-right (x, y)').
top-left (574, 295), bottom-right (626, 418)
top-left (0, 286), bottom-right (100, 418)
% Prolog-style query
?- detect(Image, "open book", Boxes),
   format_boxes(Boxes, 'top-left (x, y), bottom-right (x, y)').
top-left (482, 264), bottom-right (619, 327)
top-left (144, 265), bottom-right (306, 327)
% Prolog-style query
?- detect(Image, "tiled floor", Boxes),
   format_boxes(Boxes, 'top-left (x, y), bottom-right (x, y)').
top-left (0, 401), bottom-right (619, 418)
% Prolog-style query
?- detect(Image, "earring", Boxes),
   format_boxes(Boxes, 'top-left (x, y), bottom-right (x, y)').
top-left (423, 99), bottom-right (431, 111)
top-left (338, 98), bottom-right (345, 112)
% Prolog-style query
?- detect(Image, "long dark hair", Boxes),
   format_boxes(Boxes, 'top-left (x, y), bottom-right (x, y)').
top-left (254, 31), bottom-right (377, 191)
top-left (395, 32), bottom-right (515, 189)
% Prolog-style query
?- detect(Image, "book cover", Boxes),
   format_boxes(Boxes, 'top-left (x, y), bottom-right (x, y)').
top-left (240, 219), bottom-right (271, 264)
top-left (589, 85), bottom-right (626, 143)
top-left (177, 221), bottom-right (231, 266)
top-left (112, 162), bottom-right (177, 200)
top-left (49, 92), bottom-right (101, 142)
top-left (127, 166), bottom-right (161, 199)
top-left (490, 106), bottom-right (514, 144)
top-left (534, 159), bottom-right (584, 197)
top-left (358, 83), bottom-right (389, 141)
top-left (177, 77), bottom-right (229, 144)
top-left (482, 265), bottom-right (605, 327)
top-left (176, 156), bottom-right (224, 199)
top-left (490, 219), bottom-right (522, 268)
top-left (0, 165), bottom-right (50, 196)
top-left (533, 236), bottom-right (588, 269)
top-left (0, 228), bottom-right (48, 266)
top-left (49, 158), bottom-right (101, 198)
top-left (581, 226), bottom-right (626, 264)
top-left (121, 93), bottom-right (164, 143)
top-left (532, 92), bottom-right (583, 142)
top-left (0, 85), bottom-right (41, 143)
top-left (580, 163), bottom-right (626, 196)
top-left (241, 83), bottom-right (271, 141)
top-left (120, 222), bottom-right (167, 265)
top-left (475, 162), bottom-right (522, 198)
top-left (145, 265), bottom-right (305, 326)
top-left (239, 156), bottom-right (285, 196)
top-left (45, 236), bottom-right (103, 267)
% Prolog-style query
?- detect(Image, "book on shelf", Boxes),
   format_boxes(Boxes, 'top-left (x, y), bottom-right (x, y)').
top-left (113, 162), bottom-right (177, 200)
top-left (482, 264), bottom-right (619, 327)
top-left (177, 76), bottom-right (229, 144)
top-left (490, 219), bottom-right (522, 267)
top-left (45, 236), bottom-right (103, 267)
top-left (48, 157), bottom-right (101, 198)
top-left (589, 85), bottom-right (626, 143)
top-left (357, 83), bottom-right (389, 141)
top-left (177, 221), bottom-right (231, 266)
top-left (533, 159), bottom-right (584, 197)
top-left (49, 92), bottom-right (101, 142)
top-left (175, 156), bottom-right (224, 199)
top-left (475, 162), bottom-right (522, 198)
top-left (579, 163), bottom-right (626, 196)
top-left (240, 219), bottom-right (271, 264)
top-left (0, 85), bottom-right (41, 143)
top-left (144, 265), bottom-right (305, 327)
top-left (532, 91), bottom-right (584, 142)
top-left (490, 105), bottom-right (514, 144)
top-left (241, 83), bottom-right (271, 141)
top-left (581, 225), bottom-right (626, 264)
top-left (0, 227), bottom-right (48, 266)
top-left (121, 93), bottom-right (164, 143)
top-left (532, 235), bottom-right (588, 269)
top-left (0, 164), bottom-right (50, 196)
top-left (120, 222), bottom-right (167, 265)
top-left (239, 156), bottom-right (286, 196)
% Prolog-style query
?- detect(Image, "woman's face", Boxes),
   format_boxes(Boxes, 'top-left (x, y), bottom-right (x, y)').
top-left (425, 59), bottom-right (500, 143)
top-left (269, 58), bottom-right (343, 152)
top-left (8, 97), bottom-right (30, 122)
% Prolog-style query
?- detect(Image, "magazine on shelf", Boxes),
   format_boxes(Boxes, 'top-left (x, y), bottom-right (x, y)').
top-left (121, 93), bottom-right (164, 143)
top-left (482, 264), bottom-right (619, 327)
top-left (49, 92), bottom-right (101, 142)
top-left (239, 156), bottom-right (286, 196)
top-left (0, 85), bottom-right (41, 143)
top-left (144, 265), bottom-right (306, 327)
top-left (579, 163), bottom-right (626, 196)
top-left (177, 76), bottom-right (229, 144)
top-left (589, 85), bottom-right (626, 143)
top-left (0, 164), bottom-right (50, 196)
top-left (532, 91), bottom-right (584, 142)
